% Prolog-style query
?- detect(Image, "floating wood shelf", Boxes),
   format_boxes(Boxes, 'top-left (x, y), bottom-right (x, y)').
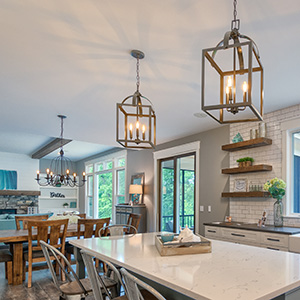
top-left (222, 138), bottom-right (272, 152)
top-left (0, 190), bottom-right (41, 196)
top-left (222, 164), bottom-right (272, 174)
top-left (222, 191), bottom-right (270, 198)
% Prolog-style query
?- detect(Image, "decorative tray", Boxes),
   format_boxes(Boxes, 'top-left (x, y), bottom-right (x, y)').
top-left (155, 234), bottom-right (212, 256)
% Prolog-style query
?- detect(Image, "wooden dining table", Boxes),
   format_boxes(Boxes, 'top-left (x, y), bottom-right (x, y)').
top-left (0, 224), bottom-right (81, 285)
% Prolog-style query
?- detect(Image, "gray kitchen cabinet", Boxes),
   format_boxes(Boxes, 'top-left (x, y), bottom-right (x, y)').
top-left (115, 204), bottom-right (147, 233)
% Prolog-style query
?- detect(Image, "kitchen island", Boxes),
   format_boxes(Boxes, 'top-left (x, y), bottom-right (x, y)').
top-left (70, 232), bottom-right (300, 300)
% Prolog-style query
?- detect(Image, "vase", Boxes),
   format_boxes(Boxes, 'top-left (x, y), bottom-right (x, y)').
top-left (273, 199), bottom-right (283, 227)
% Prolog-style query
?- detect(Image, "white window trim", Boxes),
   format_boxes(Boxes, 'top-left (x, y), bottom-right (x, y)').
top-left (84, 150), bottom-right (127, 221)
top-left (153, 141), bottom-right (200, 233)
top-left (281, 117), bottom-right (300, 217)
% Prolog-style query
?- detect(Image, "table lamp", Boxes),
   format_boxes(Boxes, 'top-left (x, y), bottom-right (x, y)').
top-left (129, 184), bottom-right (143, 204)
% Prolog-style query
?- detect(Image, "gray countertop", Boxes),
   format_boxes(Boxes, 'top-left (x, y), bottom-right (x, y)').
top-left (204, 221), bottom-right (300, 235)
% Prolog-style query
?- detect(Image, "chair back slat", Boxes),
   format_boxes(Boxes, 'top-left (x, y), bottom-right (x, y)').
top-left (127, 213), bottom-right (142, 233)
top-left (77, 218), bottom-right (110, 239)
top-left (77, 213), bottom-right (86, 218)
top-left (15, 214), bottom-right (50, 230)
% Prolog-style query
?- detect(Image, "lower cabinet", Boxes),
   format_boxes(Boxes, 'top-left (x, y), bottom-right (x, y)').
top-left (205, 226), bottom-right (289, 251)
top-left (115, 204), bottom-right (147, 233)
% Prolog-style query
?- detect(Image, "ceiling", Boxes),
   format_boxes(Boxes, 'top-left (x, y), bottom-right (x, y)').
top-left (1, 0), bottom-right (300, 160)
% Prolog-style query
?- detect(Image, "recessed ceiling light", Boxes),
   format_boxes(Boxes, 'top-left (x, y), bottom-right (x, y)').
top-left (193, 112), bottom-right (207, 118)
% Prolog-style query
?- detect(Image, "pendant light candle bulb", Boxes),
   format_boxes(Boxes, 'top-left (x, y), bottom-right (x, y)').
top-left (243, 81), bottom-right (248, 102)
top-left (129, 123), bottom-right (133, 139)
top-left (136, 121), bottom-right (139, 139)
top-left (227, 76), bottom-right (233, 100)
top-left (142, 125), bottom-right (146, 140)
top-left (36, 170), bottom-right (40, 180)
top-left (46, 169), bottom-right (50, 175)
top-left (66, 169), bottom-right (70, 175)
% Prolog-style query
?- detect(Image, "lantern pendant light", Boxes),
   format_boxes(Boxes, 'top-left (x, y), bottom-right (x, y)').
top-left (201, 0), bottom-right (263, 124)
top-left (116, 50), bottom-right (156, 149)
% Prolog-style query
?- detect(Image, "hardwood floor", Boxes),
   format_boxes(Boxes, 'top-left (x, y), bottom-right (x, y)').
top-left (0, 263), bottom-right (95, 300)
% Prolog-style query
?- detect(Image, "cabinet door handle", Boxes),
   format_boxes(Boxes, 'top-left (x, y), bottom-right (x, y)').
top-left (267, 238), bottom-right (280, 242)
top-left (231, 233), bottom-right (245, 237)
top-left (267, 247), bottom-right (280, 251)
top-left (207, 230), bottom-right (216, 233)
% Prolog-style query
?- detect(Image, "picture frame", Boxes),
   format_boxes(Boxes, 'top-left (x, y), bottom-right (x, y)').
top-left (130, 173), bottom-right (145, 204)
top-left (234, 178), bottom-right (248, 192)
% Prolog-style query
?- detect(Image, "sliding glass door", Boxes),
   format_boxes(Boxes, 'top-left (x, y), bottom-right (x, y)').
top-left (159, 153), bottom-right (195, 233)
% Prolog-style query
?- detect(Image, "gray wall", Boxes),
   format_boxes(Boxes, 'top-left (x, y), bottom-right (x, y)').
top-left (126, 149), bottom-right (154, 231)
top-left (151, 125), bottom-right (230, 235)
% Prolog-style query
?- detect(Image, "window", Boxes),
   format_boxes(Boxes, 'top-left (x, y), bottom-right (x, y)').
top-left (282, 118), bottom-right (300, 216)
top-left (85, 152), bottom-right (126, 222)
top-left (292, 132), bottom-right (300, 213)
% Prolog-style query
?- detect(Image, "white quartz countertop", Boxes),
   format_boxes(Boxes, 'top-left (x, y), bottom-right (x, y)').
top-left (70, 232), bottom-right (300, 300)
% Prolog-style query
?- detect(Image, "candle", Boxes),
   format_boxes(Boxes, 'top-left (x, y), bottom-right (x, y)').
top-left (83, 172), bottom-right (86, 181)
top-left (73, 173), bottom-right (77, 182)
top-left (136, 121), bottom-right (139, 139)
top-left (36, 170), bottom-right (40, 180)
top-left (242, 81), bottom-right (247, 102)
top-left (46, 168), bottom-right (50, 179)
top-left (227, 76), bottom-right (233, 101)
top-left (226, 86), bottom-right (229, 104)
top-left (129, 123), bottom-right (133, 139)
top-left (142, 125), bottom-right (146, 140)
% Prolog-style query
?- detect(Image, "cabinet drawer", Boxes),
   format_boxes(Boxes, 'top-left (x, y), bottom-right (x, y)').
top-left (261, 232), bottom-right (289, 248)
top-left (126, 208), bottom-right (133, 213)
top-left (205, 226), bottom-right (222, 238)
top-left (222, 228), bottom-right (260, 244)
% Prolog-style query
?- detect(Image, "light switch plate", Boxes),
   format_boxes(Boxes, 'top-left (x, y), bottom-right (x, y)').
top-left (200, 205), bottom-right (204, 212)
top-left (208, 205), bottom-right (211, 212)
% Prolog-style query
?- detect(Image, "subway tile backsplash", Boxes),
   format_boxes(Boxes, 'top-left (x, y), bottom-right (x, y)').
top-left (228, 104), bottom-right (300, 226)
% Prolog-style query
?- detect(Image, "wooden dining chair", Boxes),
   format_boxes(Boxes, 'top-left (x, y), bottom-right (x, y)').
top-left (15, 214), bottom-right (50, 230)
top-left (0, 247), bottom-right (12, 284)
top-left (24, 218), bottom-right (69, 288)
top-left (66, 218), bottom-right (110, 266)
top-left (120, 268), bottom-right (166, 300)
top-left (126, 213), bottom-right (142, 233)
top-left (77, 213), bottom-right (86, 218)
top-left (40, 240), bottom-right (92, 300)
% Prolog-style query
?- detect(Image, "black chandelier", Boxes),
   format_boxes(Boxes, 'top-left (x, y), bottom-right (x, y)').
top-left (116, 50), bottom-right (156, 149)
top-left (201, 0), bottom-right (263, 124)
top-left (35, 115), bottom-right (86, 187)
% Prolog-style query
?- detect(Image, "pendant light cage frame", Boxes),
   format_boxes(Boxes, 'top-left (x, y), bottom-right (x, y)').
top-left (116, 96), bottom-right (156, 149)
top-left (201, 39), bottom-right (263, 124)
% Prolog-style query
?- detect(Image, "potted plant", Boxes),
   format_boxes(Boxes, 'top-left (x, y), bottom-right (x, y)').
top-left (236, 157), bottom-right (254, 168)
top-left (63, 202), bottom-right (69, 208)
